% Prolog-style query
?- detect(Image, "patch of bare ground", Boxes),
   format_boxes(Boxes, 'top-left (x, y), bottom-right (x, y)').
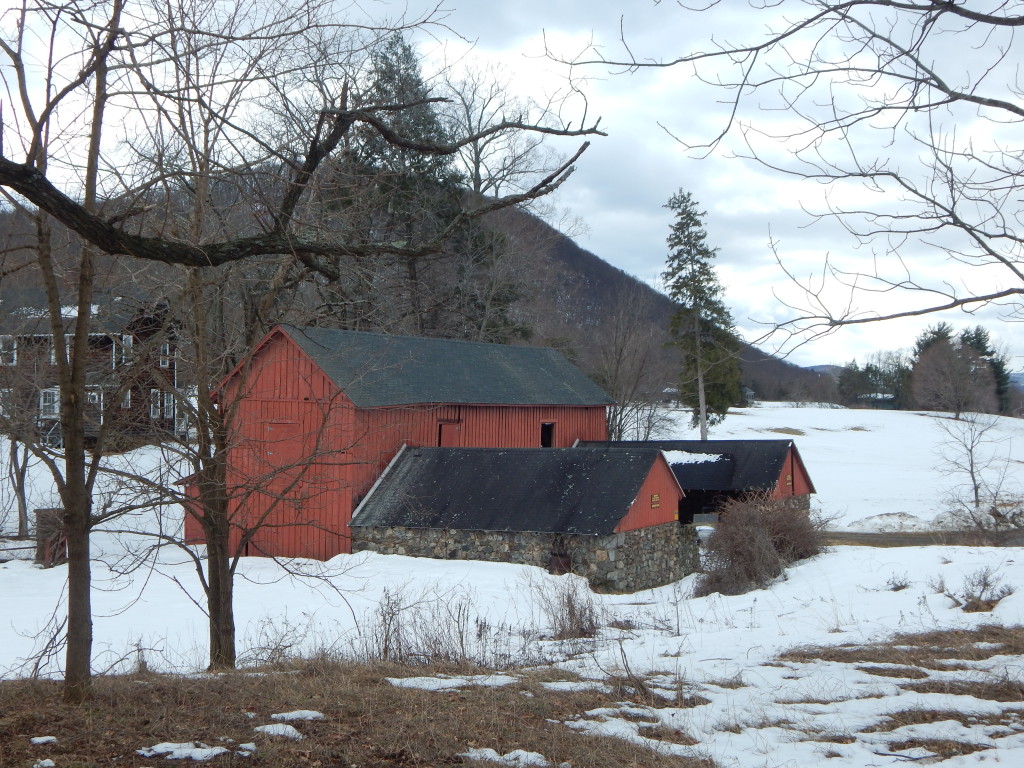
top-left (778, 624), bottom-right (1024, 670)
top-left (900, 677), bottom-right (1024, 701)
top-left (862, 708), bottom-right (1024, 733)
top-left (770, 626), bottom-right (1024, 762)
top-left (0, 662), bottom-right (713, 768)
top-left (855, 665), bottom-right (929, 679)
top-left (637, 724), bottom-right (699, 745)
top-left (884, 738), bottom-right (990, 759)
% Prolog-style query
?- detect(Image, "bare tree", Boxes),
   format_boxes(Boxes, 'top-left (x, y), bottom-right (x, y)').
top-left (935, 413), bottom-right (1023, 537)
top-left (912, 339), bottom-right (997, 419)
top-left (565, 3), bottom-right (1024, 336)
top-left (585, 282), bottom-right (675, 440)
top-left (439, 61), bottom-right (568, 198)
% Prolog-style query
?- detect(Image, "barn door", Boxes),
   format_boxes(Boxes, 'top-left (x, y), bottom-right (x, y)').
top-left (437, 421), bottom-right (462, 447)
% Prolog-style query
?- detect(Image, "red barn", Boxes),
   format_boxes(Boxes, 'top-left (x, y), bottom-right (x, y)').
top-left (188, 325), bottom-right (612, 559)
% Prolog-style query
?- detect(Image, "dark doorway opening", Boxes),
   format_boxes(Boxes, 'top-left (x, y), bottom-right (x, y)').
top-left (540, 422), bottom-right (555, 447)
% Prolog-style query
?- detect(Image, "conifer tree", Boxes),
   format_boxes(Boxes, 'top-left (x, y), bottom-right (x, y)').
top-left (662, 190), bottom-right (741, 439)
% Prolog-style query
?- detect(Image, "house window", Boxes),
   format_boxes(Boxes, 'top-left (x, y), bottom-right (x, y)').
top-left (121, 390), bottom-right (132, 408)
top-left (540, 422), bottom-right (555, 448)
top-left (112, 334), bottom-right (133, 367)
top-left (0, 388), bottom-right (11, 418)
top-left (164, 391), bottom-right (175, 421)
top-left (150, 389), bottom-right (162, 419)
top-left (39, 388), bottom-right (60, 418)
top-left (0, 336), bottom-right (16, 366)
top-left (86, 388), bottom-right (103, 425)
top-left (159, 342), bottom-right (172, 368)
top-left (50, 334), bottom-right (74, 365)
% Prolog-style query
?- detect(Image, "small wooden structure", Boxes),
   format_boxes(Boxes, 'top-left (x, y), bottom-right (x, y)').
top-left (350, 446), bottom-right (694, 591)
top-left (34, 508), bottom-right (67, 567)
top-left (581, 439), bottom-right (815, 523)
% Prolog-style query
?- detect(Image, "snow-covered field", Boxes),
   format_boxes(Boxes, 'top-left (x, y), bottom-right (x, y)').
top-left (668, 403), bottom-right (1024, 531)
top-left (1, 404), bottom-right (1023, 766)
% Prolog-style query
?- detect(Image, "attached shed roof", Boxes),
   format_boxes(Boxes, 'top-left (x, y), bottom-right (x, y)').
top-left (278, 325), bottom-right (613, 408)
top-left (579, 439), bottom-right (813, 493)
top-left (351, 446), bottom-right (664, 535)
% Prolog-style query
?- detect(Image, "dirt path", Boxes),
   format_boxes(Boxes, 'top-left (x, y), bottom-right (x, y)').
top-left (827, 530), bottom-right (1022, 547)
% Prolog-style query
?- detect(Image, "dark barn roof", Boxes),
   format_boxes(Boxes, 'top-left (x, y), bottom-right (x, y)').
top-left (351, 446), bottom-right (665, 535)
top-left (579, 440), bottom-right (813, 493)
top-left (278, 325), bottom-right (613, 408)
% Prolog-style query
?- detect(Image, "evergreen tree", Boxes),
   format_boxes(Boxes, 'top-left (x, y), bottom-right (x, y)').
top-left (960, 326), bottom-right (1012, 414)
top-left (662, 189), bottom-right (741, 439)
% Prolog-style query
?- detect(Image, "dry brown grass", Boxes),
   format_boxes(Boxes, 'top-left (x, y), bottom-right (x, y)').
top-left (0, 661), bottom-right (714, 768)
top-left (637, 724), bottom-right (699, 745)
top-left (863, 708), bottom-right (1024, 733)
top-left (771, 626), bottom-right (1024, 762)
top-left (900, 677), bottom-right (1024, 701)
top-left (778, 624), bottom-right (1024, 670)
top-left (884, 738), bottom-right (990, 759)
top-left (854, 665), bottom-right (929, 679)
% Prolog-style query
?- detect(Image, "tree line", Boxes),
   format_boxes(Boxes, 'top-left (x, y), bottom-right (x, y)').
top-left (836, 323), bottom-right (1017, 418)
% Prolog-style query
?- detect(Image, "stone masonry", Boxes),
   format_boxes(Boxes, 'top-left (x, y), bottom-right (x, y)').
top-left (352, 521), bottom-right (699, 592)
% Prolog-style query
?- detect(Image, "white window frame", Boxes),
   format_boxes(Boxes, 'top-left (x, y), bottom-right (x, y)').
top-left (0, 336), bottom-right (16, 366)
top-left (150, 389), bottom-right (162, 419)
top-left (50, 334), bottom-right (74, 365)
top-left (121, 389), bottom-right (132, 408)
top-left (0, 388), bottom-right (11, 419)
top-left (86, 387), bottom-right (103, 425)
top-left (39, 388), bottom-right (60, 418)
top-left (158, 341), bottom-right (172, 369)
top-left (112, 334), bottom-right (133, 367)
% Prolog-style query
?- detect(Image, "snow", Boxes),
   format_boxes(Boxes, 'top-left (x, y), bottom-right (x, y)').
top-left (254, 723), bottom-right (303, 740)
top-left (459, 747), bottom-right (555, 766)
top-left (3, 404), bottom-right (1024, 766)
top-left (136, 741), bottom-right (251, 760)
top-left (270, 710), bottom-right (325, 722)
top-left (386, 674), bottom-right (519, 690)
top-left (662, 450), bottom-right (724, 465)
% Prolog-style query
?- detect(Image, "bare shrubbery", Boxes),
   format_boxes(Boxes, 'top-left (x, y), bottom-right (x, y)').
top-left (525, 572), bottom-right (603, 640)
top-left (945, 567), bottom-right (1016, 613)
top-left (693, 493), bottom-right (825, 597)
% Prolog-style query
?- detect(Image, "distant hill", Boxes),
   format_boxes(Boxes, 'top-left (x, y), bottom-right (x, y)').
top-left (494, 206), bottom-right (835, 402)
top-left (1011, 372), bottom-right (1024, 391)
top-left (808, 364), bottom-right (844, 378)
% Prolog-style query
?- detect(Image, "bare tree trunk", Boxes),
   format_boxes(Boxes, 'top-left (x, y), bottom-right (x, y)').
top-left (203, 475), bottom-right (236, 669)
top-left (695, 313), bottom-right (709, 441)
top-left (9, 441), bottom-right (29, 538)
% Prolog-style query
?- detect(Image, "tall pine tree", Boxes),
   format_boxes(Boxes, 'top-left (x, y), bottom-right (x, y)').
top-left (662, 189), bottom-right (741, 439)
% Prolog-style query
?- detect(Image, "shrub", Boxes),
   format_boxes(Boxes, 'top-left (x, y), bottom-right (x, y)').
top-left (693, 493), bottom-right (825, 597)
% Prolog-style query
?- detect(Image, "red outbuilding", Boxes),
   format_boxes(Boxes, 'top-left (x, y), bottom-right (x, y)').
top-left (185, 325), bottom-right (613, 559)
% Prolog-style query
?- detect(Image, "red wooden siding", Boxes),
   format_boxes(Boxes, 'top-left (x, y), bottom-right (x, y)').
top-left (615, 455), bottom-right (684, 533)
top-left (197, 328), bottom-right (611, 559)
top-left (772, 445), bottom-right (815, 498)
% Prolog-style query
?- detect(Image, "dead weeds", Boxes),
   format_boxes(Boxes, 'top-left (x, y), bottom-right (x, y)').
top-left (885, 738), bottom-right (990, 759)
top-left (779, 624), bottom-right (1024, 671)
top-left (0, 661), bottom-right (712, 768)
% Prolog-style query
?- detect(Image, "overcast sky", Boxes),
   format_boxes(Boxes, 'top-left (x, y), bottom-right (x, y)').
top-left (402, 1), bottom-right (1023, 371)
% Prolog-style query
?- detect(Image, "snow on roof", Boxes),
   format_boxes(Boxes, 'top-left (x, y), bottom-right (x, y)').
top-left (661, 450), bottom-right (724, 465)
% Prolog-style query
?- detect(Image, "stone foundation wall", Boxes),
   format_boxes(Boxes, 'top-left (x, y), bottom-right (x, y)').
top-left (352, 522), bottom-right (698, 592)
